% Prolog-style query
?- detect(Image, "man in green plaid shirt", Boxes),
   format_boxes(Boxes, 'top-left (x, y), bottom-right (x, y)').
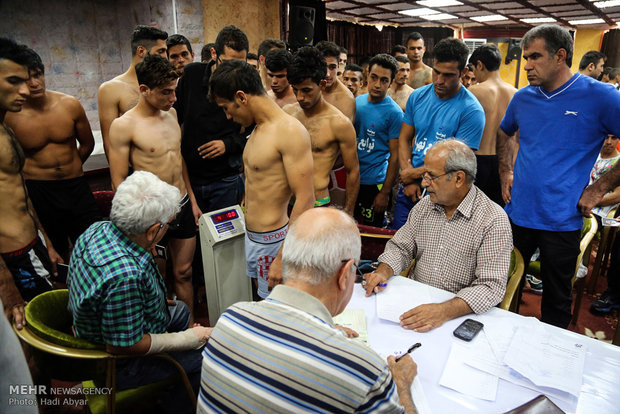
top-left (67, 171), bottom-right (212, 413)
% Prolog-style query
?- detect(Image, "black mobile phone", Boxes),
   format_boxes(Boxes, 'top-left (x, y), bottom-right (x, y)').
top-left (453, 319), bottom-right (484, 342)
top-left (56, 263), bottom-right (69, 283)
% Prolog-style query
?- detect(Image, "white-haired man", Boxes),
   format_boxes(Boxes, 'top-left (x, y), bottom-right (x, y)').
top-left (67, 171), bottom-right (211, 413)
top-left (198, 208), bottom-right (417, 413)
top-left (365, 140), bottom-right (513, 332)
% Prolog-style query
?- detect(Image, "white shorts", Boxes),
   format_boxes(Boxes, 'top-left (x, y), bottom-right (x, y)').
top-left (245, 223), bottom-right (288, 299)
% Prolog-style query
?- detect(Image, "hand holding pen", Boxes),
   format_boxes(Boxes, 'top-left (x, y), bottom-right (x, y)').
top-left (395, 342), bottom-right (421, 362)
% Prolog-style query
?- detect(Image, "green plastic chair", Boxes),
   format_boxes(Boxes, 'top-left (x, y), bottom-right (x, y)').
top-left (499, 248), bottom-right (525, 313)
top-left (13, 289), bottom-right (196, 414)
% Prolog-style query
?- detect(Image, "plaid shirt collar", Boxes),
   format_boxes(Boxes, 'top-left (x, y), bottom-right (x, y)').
top-left (432, 185), bottom-right (477, 220)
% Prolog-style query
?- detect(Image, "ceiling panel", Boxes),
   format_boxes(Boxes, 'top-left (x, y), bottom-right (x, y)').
top-left (325, 0), bottom-right (618, 28)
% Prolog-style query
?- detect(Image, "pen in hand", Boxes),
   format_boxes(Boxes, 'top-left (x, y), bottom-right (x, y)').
top-left (395, 342), bottom-right (421, 362)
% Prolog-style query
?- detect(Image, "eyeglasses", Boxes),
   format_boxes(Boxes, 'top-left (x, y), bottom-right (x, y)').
top-left (421, 170), bottom-right (454, 184)
top-left (342, 259), bottom-right (365, 283)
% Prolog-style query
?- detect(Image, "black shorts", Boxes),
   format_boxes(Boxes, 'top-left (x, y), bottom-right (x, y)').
top-left (354, 184), bottom-right (390, 227)
top-left (1, 236), bottom-right (53, 301)
top-left (164, 194), bottom-right (197, 240)
top-left (475, 155), bottom-right (503, 207)
top-left (26, 176), bottom-right (102, 254)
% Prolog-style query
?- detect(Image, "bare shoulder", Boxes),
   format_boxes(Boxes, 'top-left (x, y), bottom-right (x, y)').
top-left (326, 104), bottom-right (354, 135)
top-left (51, 90), bottom-right (84, 113)
top-left (336, 81), bottom-right (355, 99)
top-left (276, 113), bottom-right (311, 148)
top-left (282, 102), bottom-right (302, 117)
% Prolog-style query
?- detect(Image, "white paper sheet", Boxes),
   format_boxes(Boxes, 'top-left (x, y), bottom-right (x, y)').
top-left (377, 350), bottom-right (432, 414)
top-left (333, 308), bottom-right (368, 344)
top-left (503, 325), bottom-right (587, 397)
top-left (375, 276), bottom-right (432, 323)
top-left (439, 342), bottom-right (499, 401)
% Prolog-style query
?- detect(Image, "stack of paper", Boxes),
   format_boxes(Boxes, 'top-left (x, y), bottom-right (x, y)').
top-left (375, 276), bottom-right (432, 323)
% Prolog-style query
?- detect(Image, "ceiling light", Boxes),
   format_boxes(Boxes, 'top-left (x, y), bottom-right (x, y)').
top-left (417, 0), bottom-right (463, 7)
top-left (593, 0), bottom-right (620, 8)
top-left (399, 8), bottom-right (439, 16)
top-left (568, 18), bottom-right (605, 24)
top-left (521, 17), bottom-right (556, 23)
top-left (421, 13), bottom-right (457, 20)
top-left (376, 24), bottom-right (384, 31)
top-left (471, 14), bottom-right (509, 22)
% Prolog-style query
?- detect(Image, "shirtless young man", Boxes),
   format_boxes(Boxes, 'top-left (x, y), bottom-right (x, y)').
top-left (468, 44), bottom-right (516, 206)
top-left (315, 41), bottom-right (356, 122)
top-left (388, 55), bottom-right (414, 112)
top-left (0, 38), bottom-right (62, 328)
top-left (98, 25), bottom-right (168, 157)
top-left (209, 59), bottom-right (314, 298)
top-left (257, 38), bottom-right (286, 91)
top-left (108, 55), bottom-right (200, 322)
top-left (342, 64), bottom-right (363, 97)
top-left (5, 47), bottom-right (101, 259)
top-left (265, 49), bottom-right (296, 108)
top-left (284, 47), bottom-right (360, 215)
top-left (406, 32), bottom-right (432, 89)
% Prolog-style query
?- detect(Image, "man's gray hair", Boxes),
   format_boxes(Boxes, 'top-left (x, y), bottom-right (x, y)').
top-left (110, 171), bottom-right (181, 236)
top-left (522, 24), bottom-right (574, 68)
top-left (282, 208), bottom-right (361, 285)
top-left (433, 139), bottom-right (477, 184)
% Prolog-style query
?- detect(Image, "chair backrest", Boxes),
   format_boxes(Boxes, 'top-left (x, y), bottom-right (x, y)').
top-left (499, 248), bottom-right (524, 312)
top-left (25, 289), bottom-right (103, 350)
top-left (572, 216), bottom-right (598, 284)
top-left (358, 224), bottom-right (396, 261)
top-left (93, 190), bottom-right (114, 219)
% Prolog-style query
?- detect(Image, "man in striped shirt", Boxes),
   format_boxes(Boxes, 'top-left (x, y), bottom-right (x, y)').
top-left (198, 208), bottom-right (417, 413)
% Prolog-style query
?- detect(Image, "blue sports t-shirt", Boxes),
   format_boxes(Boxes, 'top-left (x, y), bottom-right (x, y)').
top-left (355, 94), bottom-right (403, 185)
top-left (501, 73), bottom-right (620, 231)
top-left (404, 84), bottom-right (485, 168)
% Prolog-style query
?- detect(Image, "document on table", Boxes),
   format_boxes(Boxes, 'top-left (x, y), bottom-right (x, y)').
top-left (377, 351), bottom-right (432, 414)
top-left (375, 276), bottom-right (432, 323)
top-left (503, 325), bottom-right (587, 397)
top-left (439, 341), bottom-right (499, 401)
top-left (333, 308), bottom-right (368, 344)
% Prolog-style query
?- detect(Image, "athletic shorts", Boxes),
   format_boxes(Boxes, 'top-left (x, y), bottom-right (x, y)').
top-left (245, 223), bottom-right (288, 299)
top-left (25, 176), bottom-right (101, 254)
top-left (165, 194), bottom-right (196, 240)
top-left (1, 236), bottom-right (53, 301)
top-left (355, 184), bottom-right (390, 228)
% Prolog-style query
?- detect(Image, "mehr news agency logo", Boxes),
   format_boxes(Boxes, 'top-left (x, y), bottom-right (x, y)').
top-left (7, 384), bottom-right (113, 407)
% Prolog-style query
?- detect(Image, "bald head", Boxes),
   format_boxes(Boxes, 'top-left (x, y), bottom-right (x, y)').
top-left (427, 139), bottom-right (477, 184)
top-left (282, 208), bottom-right (360, 286)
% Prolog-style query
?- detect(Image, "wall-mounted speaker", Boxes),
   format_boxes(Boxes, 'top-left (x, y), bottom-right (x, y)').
top-left (289, 6), bottom-right (315, 47)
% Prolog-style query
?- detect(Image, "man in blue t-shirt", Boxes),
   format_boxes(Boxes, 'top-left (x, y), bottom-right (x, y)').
top-left (497, 24), bottom-right (620, 328)
top-left (391, 38), bottom-right (485, 229)
top-left (354, 54), bottom-right (403, 227)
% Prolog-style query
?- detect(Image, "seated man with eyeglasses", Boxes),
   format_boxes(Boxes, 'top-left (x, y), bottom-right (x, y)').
top-left (198, 207), bottom-right (418, 414)
top-left (364, 139), bottom-right (512, 332)
top-left (67, 171), bottom-right (212, 413)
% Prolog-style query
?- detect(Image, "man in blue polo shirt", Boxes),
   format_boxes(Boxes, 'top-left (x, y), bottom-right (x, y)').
top-left (497, 24), bottom-right (620, 328)
top-left (392, 38), bottom-right (485, 229)
top-left (354, 54), bottom-right (403, 227)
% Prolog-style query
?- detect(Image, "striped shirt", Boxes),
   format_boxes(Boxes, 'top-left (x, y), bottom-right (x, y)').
top-left (379, 185), bottom-right (512, 314)
top-left (67, 221), bottom-right (169, 347)
top-left (198, 285), bottom-right (404, 413)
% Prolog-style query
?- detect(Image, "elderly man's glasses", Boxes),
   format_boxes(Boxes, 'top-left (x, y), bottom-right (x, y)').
top-left (342, 259), bottom-right (365, 283)
top-left (421, 170), bottom-right (454, 184)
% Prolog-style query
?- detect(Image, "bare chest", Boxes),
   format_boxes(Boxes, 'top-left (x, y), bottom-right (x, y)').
top-left (0, 127), bottom-right (25, 175)
top-left (119, 88), bottom-right (140, 115)
top-left (9, 109), bottom-right (76, 151)
top-left (243, 134), bottom-right (282, 174)
top-left (131, 118), bottom-right (181, 157)
top-left (299, 117), bottom-right (337, 154)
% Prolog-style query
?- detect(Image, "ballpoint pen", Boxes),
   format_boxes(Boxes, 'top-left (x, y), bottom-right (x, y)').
top-left (395, 342), bottom-right (421, 362)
